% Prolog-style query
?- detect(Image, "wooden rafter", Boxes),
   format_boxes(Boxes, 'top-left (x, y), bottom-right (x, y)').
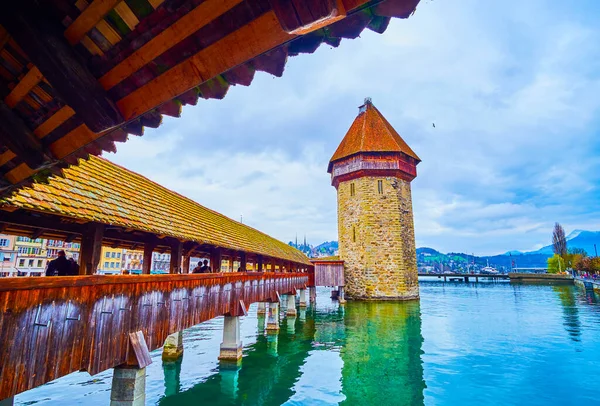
top-left (0, 2), bottom-right (123, 132)
top-left (64, 0), bottom-right (123, 46)
top-left (0, 101), bottom-right (48, 170)
top-left (99, 0), bottom-right (244, 90)
top-left (116, 11), bottom-right (293, 121)
top-left (4, 66), bottom-right (43, 108)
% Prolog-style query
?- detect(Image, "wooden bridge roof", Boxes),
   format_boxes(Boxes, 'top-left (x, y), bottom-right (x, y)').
top-left (0, 0), bottom-right (421, 196)
top-left (328, 98), bottom-right (420, 172)
top-left (0, 155), bottom-right (311, 265)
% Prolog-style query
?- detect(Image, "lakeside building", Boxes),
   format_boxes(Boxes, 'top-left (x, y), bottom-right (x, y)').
top-left (0, 235), bottom-right (81, 277)
top-left (14, 237), bottom-right (47, 277)
top-left (0, 235), bottom-right (17, 277)
top-left (98, 247), bottom-right (125, 275)
top-left (123, 249), bottom-right (144, 273)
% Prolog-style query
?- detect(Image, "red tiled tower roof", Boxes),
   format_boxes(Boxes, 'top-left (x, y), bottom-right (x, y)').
top-left (328, 99), bottom-right (420, 172)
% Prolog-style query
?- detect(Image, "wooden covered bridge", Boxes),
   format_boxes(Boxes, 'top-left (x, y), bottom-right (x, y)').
top-left (0, 0), bottom-right (422, 403)
top-left (0, 156), bottom-right (313, 403)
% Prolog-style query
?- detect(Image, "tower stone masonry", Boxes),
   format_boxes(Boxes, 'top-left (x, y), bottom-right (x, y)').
top-left (328, 98), bottom-right (420, 300)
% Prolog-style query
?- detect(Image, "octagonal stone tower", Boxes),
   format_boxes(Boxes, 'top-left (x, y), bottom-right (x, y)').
top-left (328, 98), bottom-right (421, 300)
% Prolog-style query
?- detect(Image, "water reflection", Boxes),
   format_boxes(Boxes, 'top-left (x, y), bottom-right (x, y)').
top-left (160, 307), bottom-right (316, 406)
top-left (162, 359), bottom-right (182, 397)
top-left (340, 301), bottom-right (425, 406)
top-left (554, 285), bottom-right (582, 342)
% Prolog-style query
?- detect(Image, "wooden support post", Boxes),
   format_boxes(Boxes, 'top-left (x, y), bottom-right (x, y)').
top-left (182, 254), bottom-right (191, 274)
top-left (169, 241), bottom-right (183, 274)
top-left (79, 222), bottom-right (104, 275)
top-left (211, 248), bottom-right (222, 273)
top-left (240, 252), bottom-right (247, 273)
top-left (0, 2), bottom-right (123, 132)
top-left (257, 256), bottom-right (263, 272)
top-left (142, 240), bottom-right (156, 275)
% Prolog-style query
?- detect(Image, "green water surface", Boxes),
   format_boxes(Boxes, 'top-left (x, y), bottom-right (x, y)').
top-left (15, 282), bottom-right (600, 405)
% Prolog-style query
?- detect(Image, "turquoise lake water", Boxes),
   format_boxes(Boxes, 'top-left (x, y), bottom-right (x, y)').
top-left (15, 281), bottom-right (600, 405)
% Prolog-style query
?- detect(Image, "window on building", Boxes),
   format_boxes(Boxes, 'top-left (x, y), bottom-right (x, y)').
top-left (377, 180), bottom-right (383, 194)
top-left (28, 259), bottom-right (34, 267)
top-left (117, 253), bottom-right (121, 259)
top-left (104, 261), bottom-right (109, 268)
top-left (350, 183), bottom-right (355, 196)
top-left (0, 239), bottom-right (8, 247)
top-left (105, 252), bottom-right (110, 258)
top-left (18, 259), bottom-right (25, 267)
top-left (111, 252), bottom-right (116, 258)
top-left (37, 260), bottom-right (43, 268)
top-left (353, 226), bottom-right (356, 242)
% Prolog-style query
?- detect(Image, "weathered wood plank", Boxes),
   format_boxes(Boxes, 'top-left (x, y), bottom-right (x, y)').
top-left (269, 0), bottom-right (346, 34)
top-left (64, 0), bottom-right (122, 45)
top-left (4, 66), bottom-right (43, 108)
top-left (128, 331), bottom-right (152, 368)
top-left (116, 11), bottom-right (294, 121)
top-left (0, 101), bottom-right (48, 169)
top-left (99, 0), bottom-right (243, 90)
top-left (0, 3), bottom-right (123, 132)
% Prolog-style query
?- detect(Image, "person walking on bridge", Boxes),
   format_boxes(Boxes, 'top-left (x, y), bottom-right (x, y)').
top-left (45, 250), bottom-right (71, 276)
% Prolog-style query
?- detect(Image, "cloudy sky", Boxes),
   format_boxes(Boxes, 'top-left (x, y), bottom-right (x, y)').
top-left (107, 0), bottom-right (600, 256)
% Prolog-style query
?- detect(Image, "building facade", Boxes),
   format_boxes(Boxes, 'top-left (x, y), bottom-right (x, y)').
top-left (328, 99), bottom-right (420, 300)
top-left (0, 235), bottom-right (17, 277)
top-left (99, 247), bottom-right (125, 275)
top-left (14, 237), bottom-right (47, 276)
top-left (123, 250), bottom-right (144, 273)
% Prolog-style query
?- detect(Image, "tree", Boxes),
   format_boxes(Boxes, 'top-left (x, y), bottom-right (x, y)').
top-left (552, 223), bottom-right (567, 257)
top-left (547, 254), bottom-right (565, 274)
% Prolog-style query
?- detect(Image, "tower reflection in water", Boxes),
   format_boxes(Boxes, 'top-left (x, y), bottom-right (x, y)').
top-left (159, 298), bottom-right (425, 405)
top-left (340, 300), bottom-right (425, 406)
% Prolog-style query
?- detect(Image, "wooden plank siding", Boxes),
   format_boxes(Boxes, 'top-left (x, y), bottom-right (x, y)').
top-left (0, 272), bottom-right (308, 400)
top-left (314, 262), bottom-right (345, 286)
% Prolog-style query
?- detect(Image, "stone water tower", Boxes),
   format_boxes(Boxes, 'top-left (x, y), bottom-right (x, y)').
top-left (328, 98), bottom-right (420, 300)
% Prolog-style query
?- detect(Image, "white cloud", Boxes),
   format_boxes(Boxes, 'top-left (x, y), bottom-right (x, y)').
top-left (107, 0), bottom-right (600, 255)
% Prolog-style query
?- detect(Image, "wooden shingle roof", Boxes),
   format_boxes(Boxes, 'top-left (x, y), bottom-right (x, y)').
top-left (1, 156), bottom-right (311, 265)
top-left (0, 0), bottom-right (421, 196)
top-left (328, 99), bottom-right (420, 171)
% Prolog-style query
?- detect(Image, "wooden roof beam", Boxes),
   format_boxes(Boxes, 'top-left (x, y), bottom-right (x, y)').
top-left (0, 101), bottom-right (49, 170)
top-left (4, 66), bottom-right (43, 108)
top-left (268, 0), bottom-right (346, 34)
top-left (115, 0), bottom-right (376, 122)
top-left (116, 11), bottom-right (294, 121)
top-left (99, 0), bottom-right (244, 90)
top-left (64, 0), bottom-right (122, 46)
top-left (0, 3), bottom-right (123, 133)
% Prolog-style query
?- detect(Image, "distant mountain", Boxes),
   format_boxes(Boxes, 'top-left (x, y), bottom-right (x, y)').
top-left (311, 229), bottom-right (600, 269)
top-left (288, 240), bottom-right (338, 258)
top-left (313, 241), bottom-right (338, 257)
top-left (521, 230), bottom-right (600, 256)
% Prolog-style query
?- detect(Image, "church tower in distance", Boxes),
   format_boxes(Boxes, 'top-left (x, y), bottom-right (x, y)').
top-left (328, 98), bottom-right (420, 300)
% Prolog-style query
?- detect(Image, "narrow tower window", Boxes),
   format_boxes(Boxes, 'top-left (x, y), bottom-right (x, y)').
top-left (377, 180), bottom-right (383, 194)
top-left (350, 183), bottom-right (355, 196)
top-left (353, 226), bottom-right (356, 242)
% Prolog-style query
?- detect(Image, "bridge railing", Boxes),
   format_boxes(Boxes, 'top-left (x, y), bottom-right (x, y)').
top-left (0, 272), bottom-right (308, 400)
